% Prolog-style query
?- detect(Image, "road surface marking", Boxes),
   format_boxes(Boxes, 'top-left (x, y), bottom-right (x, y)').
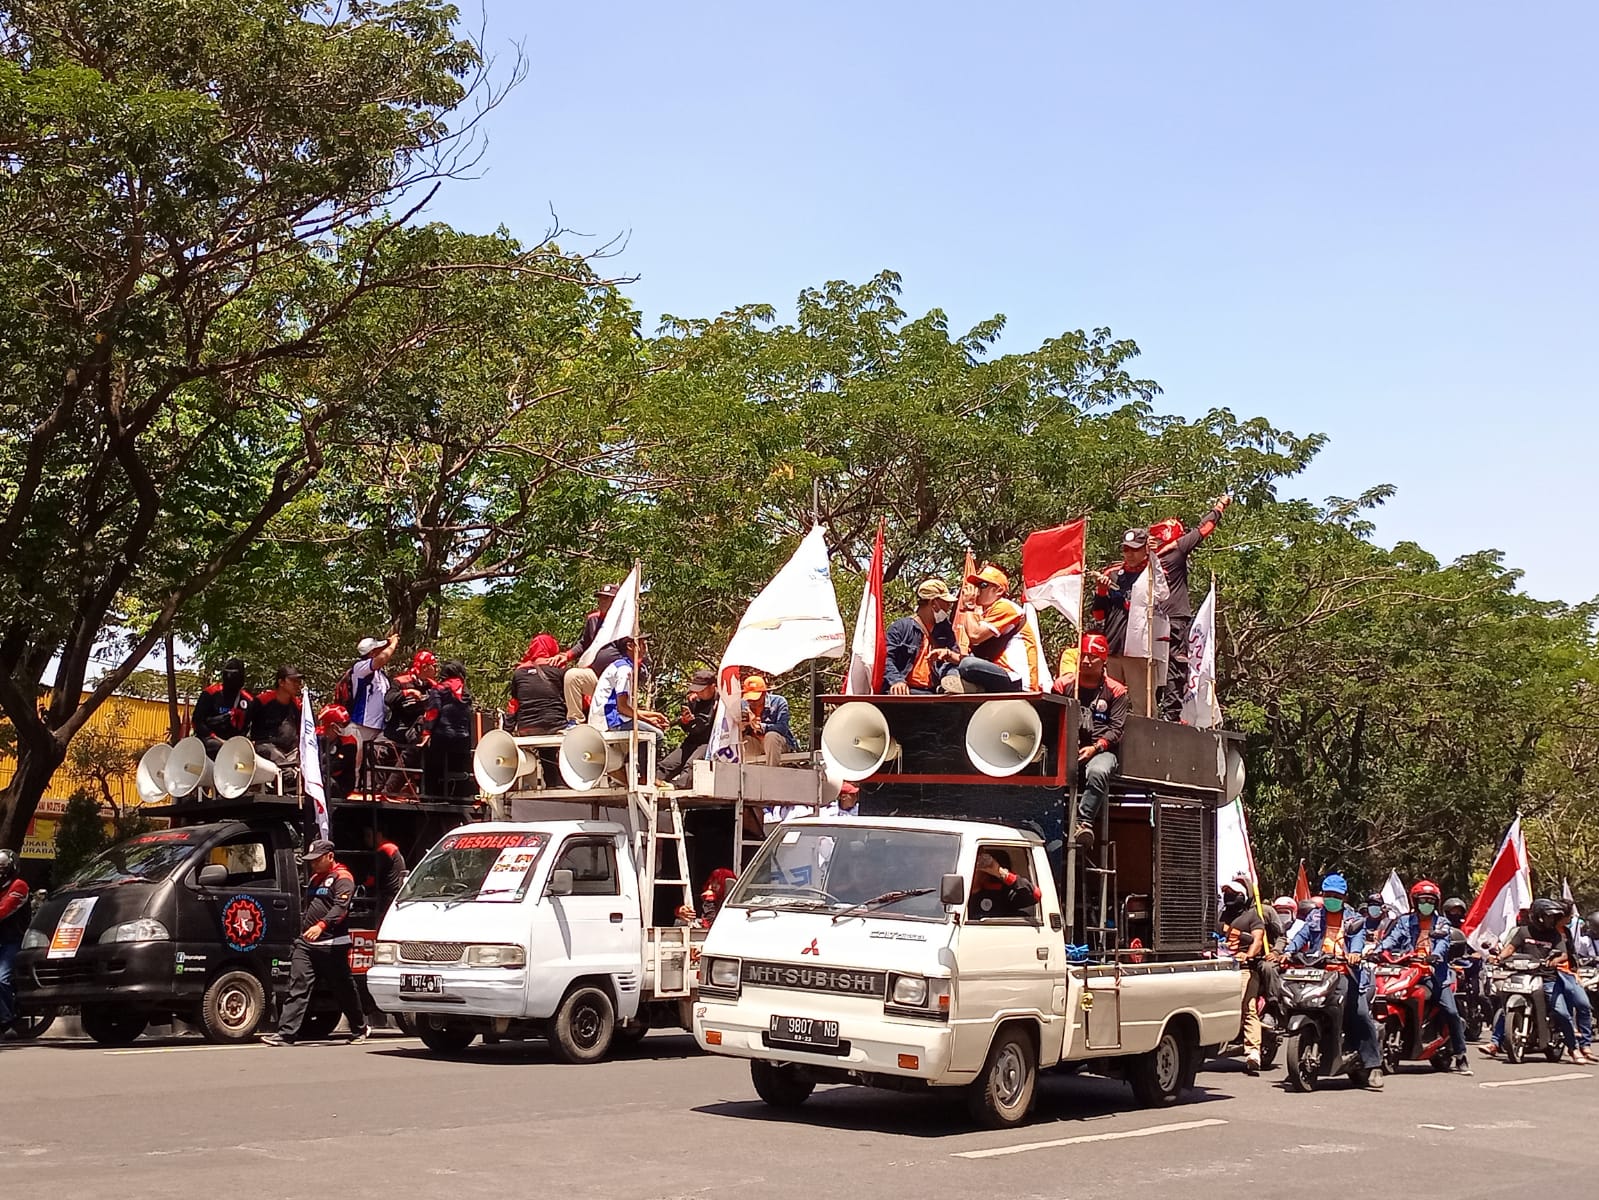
top-left (106, 1044), bottom-right (261, 1056)
top-left (1478, 1072), bottom-right (1591, 1089)
top-left (1417, 1124), bottom-right (1455, 1131)
top-left (954, 1118), bottom-right (1227, 1159)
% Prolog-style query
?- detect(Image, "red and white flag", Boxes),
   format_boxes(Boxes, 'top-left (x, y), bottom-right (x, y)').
top-left (1462, 816), bottom-right (1532, 950)
top-left (845, 519), bottom-right (886, 695)
top-left (1021, 519), bottom-right (1087, 626)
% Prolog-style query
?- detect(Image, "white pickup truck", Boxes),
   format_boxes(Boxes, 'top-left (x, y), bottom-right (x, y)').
top-left (693, 816), bottom-right (1243, 1126)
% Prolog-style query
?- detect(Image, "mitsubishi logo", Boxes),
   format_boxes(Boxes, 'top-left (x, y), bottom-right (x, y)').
top-left (800, 938), bottom-right (820, 956)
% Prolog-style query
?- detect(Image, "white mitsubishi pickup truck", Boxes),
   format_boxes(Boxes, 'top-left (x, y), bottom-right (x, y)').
top-left (693, 816), bottom-right (1243, 1127)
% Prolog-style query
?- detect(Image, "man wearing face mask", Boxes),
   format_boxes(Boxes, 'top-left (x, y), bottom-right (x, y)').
top-left (1375, 879), bottom-right (1471, 1074)
top-left (883, 580), bottom-right (961, 695)
top-left (1217, 880), bottom-right (1268, 1073)
top-left (192, 657), bottom-right (253, 757)
top-left (1284, 873), bottom-right (1385, 1088)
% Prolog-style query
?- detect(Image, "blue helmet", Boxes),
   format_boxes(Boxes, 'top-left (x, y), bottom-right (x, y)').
top-left (1321, 872), bottom-right (1348, 897)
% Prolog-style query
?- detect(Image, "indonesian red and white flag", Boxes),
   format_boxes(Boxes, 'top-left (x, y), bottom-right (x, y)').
top-left (1462, 816), bottom-right (1532, 950)
top-left (1021, 519), bottom-right (1087, 626)
top-left (1293, 862), bottom-right (1311, 905)
top-left (845, 519), bottom-right (886, 695)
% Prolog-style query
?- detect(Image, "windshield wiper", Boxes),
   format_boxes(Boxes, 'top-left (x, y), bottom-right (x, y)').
top-left (831, 888), bottom-right (936, 924)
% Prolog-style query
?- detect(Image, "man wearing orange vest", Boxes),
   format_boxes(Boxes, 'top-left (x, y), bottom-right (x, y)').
top-left (954, 565), bottom-right (1040, 693)
top-left (1375, 879), bottom-right (1472, 1074)
top-left (1284, 872), bottom-right (1385, 1088)
top-left (263, 839), bottom-right (370, 1046)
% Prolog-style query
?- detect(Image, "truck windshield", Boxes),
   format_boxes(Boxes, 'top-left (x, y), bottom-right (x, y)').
top-left (726, 825), bottom-right (959, 921)
top-left (398, 831), bottom-right (550, 904)
top-left (61, 830), bottom-right (204, 889)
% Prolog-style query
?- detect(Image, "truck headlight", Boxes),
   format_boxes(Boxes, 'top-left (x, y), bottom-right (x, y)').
top-left (373, 941), bottom-right (398, 966)
top-left (891, 975), bottom-right (929, 1007)
top-left (464, 944), bottom-right (527, 967)
top-left (98, 918), bottom-right (171, 945)
top-left (706, 956), bottom-right (741, 989)
top-left (22, 927), bottom-right (48, 950)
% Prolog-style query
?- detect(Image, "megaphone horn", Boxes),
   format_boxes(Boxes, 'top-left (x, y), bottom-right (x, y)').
top-left (965, 699), bottom-right (1046, 778)
top-left (214, 735), bottom-right (280, 799)
top-left (474, 729), bottom-right (540, 796)
top-left (558, 724), bottom-right (625, 791)
top-left (136, 743), bottom-right (173, 805)
top-left (163, 736), bottom-right (214, 798)
top-left (820, 702), bottom-right (900, 782)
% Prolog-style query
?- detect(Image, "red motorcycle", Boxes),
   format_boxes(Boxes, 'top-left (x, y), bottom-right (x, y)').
top-left (1370, 952), bottom-right (1453, 1072)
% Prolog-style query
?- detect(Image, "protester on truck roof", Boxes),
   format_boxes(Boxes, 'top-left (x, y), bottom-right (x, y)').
top-left (1149, 494), bottom-right (1232, 721)
top-left (952, 565), bottom-right (1040, 693)
top-left (419, 660), bottom-right (475, 802)
top-left (192, 656), bottom-right (252, 757)
top-left (590, 637), bottom-right (668, 775)
top-left (344, 633), bottom-right (398, 790)
top-left (316, 703), bottom-right (356, 801)
top-left (249, 665), bottom-right (303, 768)
top-left (740, 674), bottom-right (797, 767)
top-left (386, 649), bottom-right (437, 748)
top-left (1090, 529), bottom-right (1150, 659)
top-left (1056, 633), bottom-right (1125, 851)
top-left (883, 579), bottom-right (961, 695)
top-left (558, 582), bottom-right (620, 725)
top-left (507, 634), bottom-right (567, 736)
top-left (659, 667), bottom-right (719, 787)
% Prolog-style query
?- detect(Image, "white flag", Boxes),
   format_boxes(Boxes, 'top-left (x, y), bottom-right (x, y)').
top-left (709, 526), bottom-right (847, 762)
top-left (1215, 799), bottom-right (1260, 897)
top-left (577, 565), bottom-right (641, 668)
top-left (1382, 869), bottom-right (1410, 915)
top-left (999, 602), bottom-right (1052, 691)
top-left (844, 520), bottom-right (885, 695)
top-left (1124, 554), bottom-right (1171, 671)
top-left (1182, 583), bottom-right (1221, 728)
top-left (298, 687), bottom-right (329, 841)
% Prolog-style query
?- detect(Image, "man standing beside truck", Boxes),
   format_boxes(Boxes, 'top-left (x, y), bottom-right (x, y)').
top-left (0, 849), bottom-right (30, 1036)
top-left (264, 839), bottom-right (370, 1046)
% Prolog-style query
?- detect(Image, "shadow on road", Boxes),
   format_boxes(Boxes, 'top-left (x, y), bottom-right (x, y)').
top-left (692, 1072), bottom-right (1234, 1138)
top-left (368, 1031), bottom-right (703, 1066)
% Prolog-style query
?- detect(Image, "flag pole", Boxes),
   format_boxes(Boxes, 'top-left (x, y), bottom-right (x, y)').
top-left (629, 558), bottom-right (642, 794)
top-left (1144, 551), bottom-right (1156, 718)
top-left (809, 479), bottom-right (822, 753)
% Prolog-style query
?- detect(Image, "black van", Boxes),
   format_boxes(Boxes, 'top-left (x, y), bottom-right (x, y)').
top-left (17, 795), bottom-right (474, 1044)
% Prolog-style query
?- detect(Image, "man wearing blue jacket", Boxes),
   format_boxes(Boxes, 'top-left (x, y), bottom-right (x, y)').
top-left (883, 580), bottom-right (960, 695)
top-left (1284, 872), bottom-right (1385, 1088)
top-left (1375, 879), bottom-right (1471, 1073)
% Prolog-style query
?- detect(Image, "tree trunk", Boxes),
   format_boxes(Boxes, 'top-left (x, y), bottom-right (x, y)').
top-left (0, 736), bottom-right (67, 850)
top-left (164, 632), bottom-right (181, 742)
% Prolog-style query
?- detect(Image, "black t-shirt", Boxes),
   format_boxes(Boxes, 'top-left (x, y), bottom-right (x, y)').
top-left (1219, 905), bottom-right (1266, 959)
top-left (1505, 924), bottom-right (1567, 961)
top-left (967, 873), bottom-right (1041, 920)
top-left (249, 693), bottom-right (301, 753)
top-left (510, 664), bottom-right (567, 733)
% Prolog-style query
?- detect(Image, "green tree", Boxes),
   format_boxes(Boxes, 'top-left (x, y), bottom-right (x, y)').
top-left (52, 789), bottom-right (110, 881)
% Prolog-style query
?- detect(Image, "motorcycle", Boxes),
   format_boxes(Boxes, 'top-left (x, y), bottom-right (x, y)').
top-left (1371, 953), bottom-right (1453, 1072)
top-left (1492, 955), bottom-right (1567, 1064)
top-left (1279, 954), bottom-right (1372, 1091)
top-left (1452, 955), bottom-right (1493, 1043)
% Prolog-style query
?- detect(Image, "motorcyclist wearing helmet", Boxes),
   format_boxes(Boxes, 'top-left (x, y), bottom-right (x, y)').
top-left (0, 848), bottom-right (30, 1036)
top-left (1495, 897), bottom-right (1592, 1062)
top-left (1375, 879), bottom-right (1471, 1073)
top-left (1218, 879), bottom-right (1269, 1074)
top-left (1283, 872), bottom-right (1385, 1088)
top-left (1271, 896), bottom-right (1298, 953)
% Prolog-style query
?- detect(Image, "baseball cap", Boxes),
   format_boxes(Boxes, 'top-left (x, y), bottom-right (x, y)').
top-left (690, 667), bottom-right (716, 687)
top-left (596, 582), bottom-right (620, 598)
top-left (965, 565), bottom-right (1010, 591)
top-left (356, 635), bottom-right (387, 656)
top-left (916, 578), bottom-right (955, 602)
top-left (1122, 528), bottom-right (1149, 549)
top-left (305, 839), bottom-right (336, 858)
top-left (741, 674), bottom-right (768, 699)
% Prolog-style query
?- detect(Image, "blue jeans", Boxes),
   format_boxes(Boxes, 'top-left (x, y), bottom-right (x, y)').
top-left (1436, 981), bottom-right (1468, 1057)
top-left (956, 657), bottom-right (1022, 693)
top-left (1552, 972), bottom-right (1594, 1047)
top-left (1492, 984), bottom-right (1578, 1050)
top-left (0, 940), bottom-right (19, 1028)
top-left (1076, 750), bottom-right (1119, 825)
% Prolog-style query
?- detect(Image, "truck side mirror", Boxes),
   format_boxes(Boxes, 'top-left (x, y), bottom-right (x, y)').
top-left (940, 874), bottom-right (966, 906)
top-left (546, 868), bottom-right (574, 897)
top-left (196, 863), bottom-right (227, 888)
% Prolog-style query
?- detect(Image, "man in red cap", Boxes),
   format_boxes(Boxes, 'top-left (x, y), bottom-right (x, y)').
top-left (953, 564), bottom-right (1040, 693)
top-left (1149, 494), bottom-right (1231, 721)
top-left (1054, 633), bottom-right (1127, 849)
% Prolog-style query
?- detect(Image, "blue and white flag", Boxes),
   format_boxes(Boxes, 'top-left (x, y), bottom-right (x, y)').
top-left (298, 687), bottom-right (329, 840)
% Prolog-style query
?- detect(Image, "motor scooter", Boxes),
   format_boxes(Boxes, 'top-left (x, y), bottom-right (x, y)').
top-left (1452, 955), bottom-right (1492, 1043)
top-left (1492, 955), bottom-right (1567, 1064)
top-left (1370, 953), bottom-right (1452, 1072)
top-left (1280, 953), bottom-right (1372, 1091)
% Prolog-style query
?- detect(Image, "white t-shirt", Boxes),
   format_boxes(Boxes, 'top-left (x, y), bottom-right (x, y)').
top-left (351, 657), bottom-right (389, 730)
top-left (589, 659), bottom-right (633, 730)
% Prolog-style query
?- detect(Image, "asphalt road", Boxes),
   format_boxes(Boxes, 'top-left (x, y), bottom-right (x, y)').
top-left (2, 1027), bottom-right (1593, 1200)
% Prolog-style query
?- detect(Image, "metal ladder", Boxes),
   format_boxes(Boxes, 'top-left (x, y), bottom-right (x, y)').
top-left (641, 792), bottom-right (696, 998)
top-left (1081, 839), bottom-right (1119, 957)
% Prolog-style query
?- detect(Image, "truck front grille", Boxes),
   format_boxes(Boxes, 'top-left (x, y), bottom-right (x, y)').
top-left (399, 941), bottom-right (465, 963)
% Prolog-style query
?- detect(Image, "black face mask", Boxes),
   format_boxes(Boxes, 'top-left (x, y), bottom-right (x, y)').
top-left (221, 668), bottom-right (245, 693)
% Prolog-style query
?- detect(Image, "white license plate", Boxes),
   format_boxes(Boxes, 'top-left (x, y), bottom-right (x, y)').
top-left (768, 1014), bottom-right (839, 1048)
top-left (400, 973), bottom-right (442, 995)
top-left (1284, 969), bottom-right (1323, 981)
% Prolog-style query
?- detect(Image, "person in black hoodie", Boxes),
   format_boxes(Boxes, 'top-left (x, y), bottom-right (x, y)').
top-left (192, 657), bottom-right (252, 756)
top-left (419, 661), bottom-right (474, 802)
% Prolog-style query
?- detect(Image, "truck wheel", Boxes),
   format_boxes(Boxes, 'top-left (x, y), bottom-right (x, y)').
top-left (416, 1015), bottom-right (477, 1054)
top-left (11, 1007), bottom-right (59, 1041)
top-left (751, 1060), bottom-right (815, 1108)
top-left (199, 971), bottom-right (267, 1043)
top-left (80, 1004), bottom-right (148, 1047)
top-left (967, 1028), bottom-right (1037, 1127)
top-left (1284, 1029), bottom-right (1319, 1092)
top-left (549, 986), bottom-right (616, 1064)
top-left (392, 1013), bottom-right (419, 1037)
top-left (614, 1021), bottom-right (651, 1051)
top-left (1129, 1024), bottom-right (1193, 1107)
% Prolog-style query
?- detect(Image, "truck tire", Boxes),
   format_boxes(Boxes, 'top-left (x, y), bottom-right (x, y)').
top-left (392, 1013), bottom-right (419, 1037)
top-left (967, 1028), bottom-right (1037, 1128)
top-left (548, 986), bottom-right (616, 1064)
top-left (80, 1004), bottom-right (148, 1047)
top-left (1129, 1024), bottom-right (1193, 1107)
top-left (200, 970), bottom-right (267, 1043)
top-left (751, 1060), bottom-right (815, 1109)
top-left (416, 1015), bottom-right (476, 1054)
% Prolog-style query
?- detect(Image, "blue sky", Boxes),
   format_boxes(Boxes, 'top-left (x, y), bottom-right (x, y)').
top-left (425, 2), bottom-right (1597, 604)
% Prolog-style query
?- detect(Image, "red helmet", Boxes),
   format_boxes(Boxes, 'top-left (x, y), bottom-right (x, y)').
top-left (1409, 879), bottom-right (1442, 905)
top-left (412, 649), bottom-right (437, 673)
top-left (317, 703), bottom-right (350, 729)
top-left (1149, 518), bottom-right (1185, 547)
